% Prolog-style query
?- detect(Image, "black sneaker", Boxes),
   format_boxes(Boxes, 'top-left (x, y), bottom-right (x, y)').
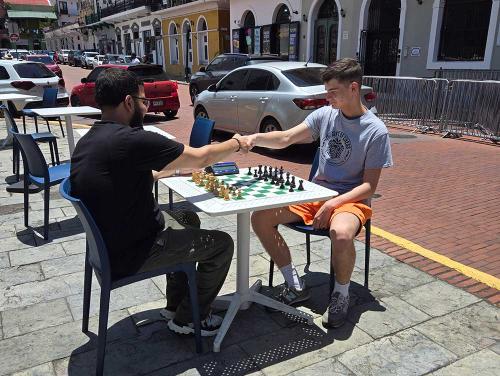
top-left (167, 312), bottom-right (223, 337)
top-left (322, 291), bottom-right (349, 328)
top-left (275, 282), bottom-right (311, 305)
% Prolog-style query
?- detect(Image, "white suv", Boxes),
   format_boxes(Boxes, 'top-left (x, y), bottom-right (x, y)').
top-left (81, 52), bottom-right (98, 69)
top-left (59, 49), bottom-right (70, 64)
top-left (0, 60), bottom-right (69, 114)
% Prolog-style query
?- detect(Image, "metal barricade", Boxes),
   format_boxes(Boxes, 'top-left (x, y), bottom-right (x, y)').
top-left (439, 80), bottom-right (500, 141)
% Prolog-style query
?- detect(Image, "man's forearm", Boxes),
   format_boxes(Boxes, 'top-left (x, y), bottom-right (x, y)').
top-left (254, 131), bottom-right (291, 149)
top-left (202, 138), bottom-right (240, 166)
top-left (330, 183), bottom-right (374, 207)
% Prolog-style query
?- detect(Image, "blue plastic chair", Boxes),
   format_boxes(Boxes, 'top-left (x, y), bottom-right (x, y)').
top-left (268, 148), bottom-right (372, 290)
top-left (13, 132), bottom-right (70, 240)
top-left (154, 116), bottom-right (215, 208)
top-left (21, 87), bottom-right (65, 136)
top-left (59, 178), bottom-right (202, 376)
top-left (1, 104), bottom-right (60, 181)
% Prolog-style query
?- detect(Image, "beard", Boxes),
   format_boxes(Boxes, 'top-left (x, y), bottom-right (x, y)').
top-left (129, 101), bottom-right (144, 128)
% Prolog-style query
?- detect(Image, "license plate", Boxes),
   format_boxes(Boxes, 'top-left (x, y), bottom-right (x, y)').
top-left (152, 100), bottom-right (163, 106)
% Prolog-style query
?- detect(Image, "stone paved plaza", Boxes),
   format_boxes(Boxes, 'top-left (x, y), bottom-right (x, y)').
top-left (0, 123), bottom-right (499, 375)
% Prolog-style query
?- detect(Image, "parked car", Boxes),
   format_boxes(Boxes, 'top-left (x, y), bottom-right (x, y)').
top-left (92, 55), bottom-right (106, 69)
top-left (71, 64), bottom-right (180, 118)
top-left (8, 49), bottom-right (30, 60)
top-left (58, 49), bottom-right (70, 64)
top-left (102, 54), bottom-right (120, 64)
top-left (25, 54), bottom-right (62, 78)
top-left (193, 62), bottom-right (377, 136)
top-left (0, 60), bottom-right (69, 115)
top-left (189, 53), bottom-right (284, 104)
top-left (68, 50), bottom-right (83, 66)
top-left (81, 51), bottom-right (98, 68)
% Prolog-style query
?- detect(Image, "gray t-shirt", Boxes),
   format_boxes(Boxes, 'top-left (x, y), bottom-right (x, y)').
top-left (305, 106), bottom-right (393, 195)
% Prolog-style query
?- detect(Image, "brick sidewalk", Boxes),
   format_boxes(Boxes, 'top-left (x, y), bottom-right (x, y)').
top-left (160, 85), bottom-right (500, 305)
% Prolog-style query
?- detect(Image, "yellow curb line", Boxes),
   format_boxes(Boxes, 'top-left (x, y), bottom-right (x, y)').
top-left (372, 225), bottom-right (500, 290)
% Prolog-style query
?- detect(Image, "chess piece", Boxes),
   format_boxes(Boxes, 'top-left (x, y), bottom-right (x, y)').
top-left (289, 186), bottom-right (294, 192)
top-left (248, 167), bottom-right (252, 175)
top-left (280, 181), bottom-right (285, 189)
top-left (237, 189), bottom-right (242, 199)
top-left (285, 174), bottom-right (290, 186)
top-left (254, 169), bottom-right (258, 178)
top-left (291, 176), bottom-right (296, 188)
top-left (258, 165), bottom-right (262, 174)
top-left (298, 180), bottom-right (304, 191)
top-left (263, 166), bottom-right (268, 176)
top-left (224, 191), bottom-right (230, 200)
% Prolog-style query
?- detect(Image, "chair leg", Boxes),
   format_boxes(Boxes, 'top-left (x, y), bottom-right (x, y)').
top-left (45, 118), bottom-right (51, 133)
top-left (58, 117), bottom-right (65, 137)
top-left (154, 181), bottom-right (159, 202)
top-left (23, 172), bottom-right (29, 228)
top-left (168, 188), bottom-right (174, 210)
top-left (82, 244), bottom-right (92, 333)
top-left (96, 287), bottom-right (111, 376)
top-left (52, 140), bottom-right (60, 165)
top-left (22, 115), bottom-right (27, 133)
top-left (43, 186), bottom-right (50, 240)
top-left (268, 260), bottom-right (274, 287)
top-left (48, 141), bottom-right (56, 167)
top-left (186, 268), bottom-right (202, 353)
top-left (306, 233), bottom-right (311, 265)
top-left (364, 220), bottom-right (371, 288)
top-left (34, 116), bottom-right (39, 133)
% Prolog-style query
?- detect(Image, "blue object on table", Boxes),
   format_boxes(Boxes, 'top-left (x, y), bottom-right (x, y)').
top-left (268, 147), bottom-right (372, 291)
top-left (21, 87), bottom-right (65, 136)
top-left (12, 131), bottom-right (70, 240)
top-left (60, 178), bottom-right (202, 376)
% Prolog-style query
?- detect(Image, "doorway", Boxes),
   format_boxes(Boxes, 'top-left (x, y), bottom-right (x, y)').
top-left (314, 0), bottom-right (339, 65)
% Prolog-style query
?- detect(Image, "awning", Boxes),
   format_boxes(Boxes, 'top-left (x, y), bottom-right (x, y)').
top-left (7, 10), bottom-right (57, 19)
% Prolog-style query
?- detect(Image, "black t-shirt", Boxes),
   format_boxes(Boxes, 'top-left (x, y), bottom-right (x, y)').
top-left (70, 121), bottom-right (184, 278)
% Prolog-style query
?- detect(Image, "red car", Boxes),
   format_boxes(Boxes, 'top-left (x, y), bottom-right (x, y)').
top-left (71, 64), bottom-right (180, 118)
top-left (25, 54), bottom-right (63, 78)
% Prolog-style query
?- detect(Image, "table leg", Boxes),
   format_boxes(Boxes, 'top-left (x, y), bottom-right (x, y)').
top-left (64, 115), bottom-right (75, 155)
top-left (236, 212), bottom-right (251, 308)
top-left (0, 100), bottom-right (13, 149)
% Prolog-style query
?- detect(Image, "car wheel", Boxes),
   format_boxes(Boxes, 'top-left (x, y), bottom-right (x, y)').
top-left (164, 110), bottom-right (178, 119)
top-left (189, 85), bottom-right (198, 104)
top-left (260, 118), bottom-right (282, 133)
top-left (194, 106), bottom-right (209, 119)
top-left (71, 96), bottom-right (81, 107)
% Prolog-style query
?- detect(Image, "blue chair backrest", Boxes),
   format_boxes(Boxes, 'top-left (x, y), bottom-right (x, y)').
top-left (309, 147), bottom-right (320, 181)
top-left (13, 132), bottom-right (48, 179)
top-left (60, 178), bottom-right (111, 280)
top-left (42, 87), bottom-right (58, 107)
top-left (189, 116), bottom-right (215, 148)
top-left (0, 105), bottom-right (19, 133)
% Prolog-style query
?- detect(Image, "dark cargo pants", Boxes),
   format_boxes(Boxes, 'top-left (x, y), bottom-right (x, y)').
top-left (138, 210), bottom-right (233, 324)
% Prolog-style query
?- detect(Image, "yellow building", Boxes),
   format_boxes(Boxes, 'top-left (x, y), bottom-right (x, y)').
top-left (155, 0), bottom-right (230, 81)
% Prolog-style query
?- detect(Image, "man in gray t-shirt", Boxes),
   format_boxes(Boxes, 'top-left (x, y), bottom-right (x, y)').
top-left (249, 58), bottom-right (393, 329)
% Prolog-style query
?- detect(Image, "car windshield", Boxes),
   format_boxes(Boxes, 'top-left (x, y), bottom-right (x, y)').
top-left (127, 65), bottom-right (169, 81)
top-left (14, 63), bottom-right (55, 78)
top-left (86, 52), bottom-right (98, 57)
top-left (282, 68), bottom-right (324, 87)
top-left (26, 56), bottom-right (54, 64)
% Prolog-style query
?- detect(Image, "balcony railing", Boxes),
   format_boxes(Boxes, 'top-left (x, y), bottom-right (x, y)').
top-left (101, 0), bottom-right (161, 18)
top-left (85, 13), bottom-right (101, 25)
top-left (164, 0), bottom-right (195, 7)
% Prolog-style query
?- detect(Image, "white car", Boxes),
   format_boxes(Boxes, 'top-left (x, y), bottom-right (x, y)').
top-left (81, 52), bottom-right (98, 69)
top-left (194, 61), bottom-right (377, 135)
top-left (7, 49), bottom-right (29, 60)
top-left (59, 49), bottom-right (70, 64)
top-left (0, 60), bottom-right (69, 114)
top-left (92, 55), bottom-right (105, 69)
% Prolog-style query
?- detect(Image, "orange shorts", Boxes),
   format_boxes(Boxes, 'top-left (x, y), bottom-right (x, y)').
top-left (288, 201), bottom-right (372, 231)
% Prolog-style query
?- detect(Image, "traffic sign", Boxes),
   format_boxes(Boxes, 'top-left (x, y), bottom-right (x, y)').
top-left (9, 33), bottom-right (19, 42)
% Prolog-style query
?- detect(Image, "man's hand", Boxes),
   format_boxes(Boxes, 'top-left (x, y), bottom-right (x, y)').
top-left (312, 199), bottom-right (338, 229)
top-left (232, 134), bottom-right (253, 153)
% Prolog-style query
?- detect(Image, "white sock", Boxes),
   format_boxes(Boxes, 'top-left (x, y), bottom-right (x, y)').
top-left (280, 263), bottom-right (303, 290)
top-left (333, 280), bottom-right (350, 297)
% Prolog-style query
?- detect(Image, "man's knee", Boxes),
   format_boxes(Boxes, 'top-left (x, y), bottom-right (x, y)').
top-left (214, 230), bottom-right (234, 260)
top-left (251, 209), bottom-right (282, 233)
top-left (330, 226), bottom-right (356, 250)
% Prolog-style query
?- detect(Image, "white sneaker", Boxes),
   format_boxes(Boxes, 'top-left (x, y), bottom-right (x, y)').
top-left (159, 308), bottom-right (176, 321)
top-left (167, 313), bottom-right (223, 337)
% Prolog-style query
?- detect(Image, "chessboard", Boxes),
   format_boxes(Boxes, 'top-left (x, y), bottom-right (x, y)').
top-left (160, 166), bottom-right (338, 216)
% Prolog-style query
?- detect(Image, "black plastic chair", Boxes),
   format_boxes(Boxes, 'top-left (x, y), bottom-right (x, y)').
top-left (13, 132), bottom-right (70, 240)
top-left (59, 178), bottom-right (202, 376)
top-left (21, 87), bottom-right (65, 136)
top-left (154, 116), bottom-right (215, 208)
top-left (268, 148), bottom-right (372, 290)
top-left (1, 104), bottom-right (60, 181)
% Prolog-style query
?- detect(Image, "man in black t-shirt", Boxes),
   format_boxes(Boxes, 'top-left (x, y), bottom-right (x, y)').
top-left (71, 68), bottom-right (250, 336)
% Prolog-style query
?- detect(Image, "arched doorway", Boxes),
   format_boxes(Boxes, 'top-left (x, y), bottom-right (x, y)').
top-left (360, 0), bottom-right (401, 75)
top-left (314, 0), bottom-right (339, 65)
top-left (182, 21), bottom-right (193, 79)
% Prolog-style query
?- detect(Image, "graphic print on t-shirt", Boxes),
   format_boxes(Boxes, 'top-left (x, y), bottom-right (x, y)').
top-left (322, 130), bottom-right (352, 166)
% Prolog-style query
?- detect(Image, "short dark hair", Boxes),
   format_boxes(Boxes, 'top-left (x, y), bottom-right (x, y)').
top-left (95, 68), bottom-right (143, 108)
top-left (321, 58), bottom-right (362, 87)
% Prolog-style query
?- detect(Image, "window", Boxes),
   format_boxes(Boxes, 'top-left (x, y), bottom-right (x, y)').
top-left (218, 70), bottom-right (249, 91)
top-left (282, 68), bottom-right (324, 87)
top-left (127, 65), bottom-right (169, 81)
top-left (206, 56), bottom-right (224, 71)
top-left (87, 67), bottom-right (107, 82)
top-left (276, 5), bottom-right (291, 24)
top-left (245, 69), bottom-right (278, 91)
top-left (169, 24), bottom-right (179, 64)
top-left (197, 18), bottom-right (209, 65)
top-left (14, 63), bottom-right (54, 78)
top-left (222, 56), bottom-right (246, 70)
top-left (438, 0), bottom-right (492, 61)
top-left (59, 1), bottom-right (68, 15)
top-left (0, 66), bottom-right (10, 80)
top-left (26, 56), bottom-right (54, 64)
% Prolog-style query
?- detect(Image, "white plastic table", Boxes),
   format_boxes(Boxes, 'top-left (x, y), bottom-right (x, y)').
top-left (31, 106), bottom-right (101, 155)
top-left (0, 93), bottom-right (39, 148)
top-left (160, 169), bottom-right (338, 352)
